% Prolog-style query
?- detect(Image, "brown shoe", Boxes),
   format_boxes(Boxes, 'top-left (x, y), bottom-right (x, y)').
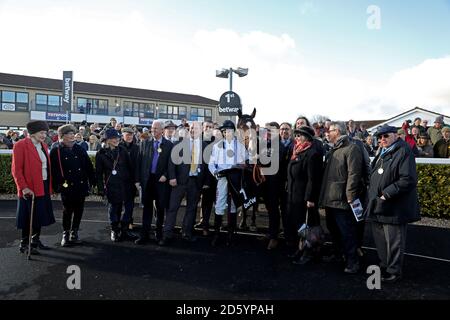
top-left (267, 239), bottom-right (279, 250)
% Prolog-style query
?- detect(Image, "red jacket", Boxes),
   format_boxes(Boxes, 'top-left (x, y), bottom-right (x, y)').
top-left (11, 138), bottom-right (53, 197)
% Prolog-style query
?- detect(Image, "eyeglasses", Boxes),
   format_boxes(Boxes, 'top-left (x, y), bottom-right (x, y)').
top-left (381, 134), bottom-right (391, 139)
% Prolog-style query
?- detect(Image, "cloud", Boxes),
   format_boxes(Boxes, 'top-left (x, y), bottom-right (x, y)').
top-left (0, 2), bottom-right (448, 126)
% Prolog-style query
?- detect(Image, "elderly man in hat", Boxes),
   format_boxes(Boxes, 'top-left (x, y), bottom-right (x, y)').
top-left (164, 120), bottom-right (178, 143)
top-left (433, 127), bottom-right (450, 158)
top-left (12, 120), bottom-right (56, 254)
top-left (50, 124), bottom-right (96, 246)
top-left (208, 120), bottom-right (247, 246)
top-left (427, 117), bottom-right (444, 145)
top-left (366, 125), bottom-right (420, 283)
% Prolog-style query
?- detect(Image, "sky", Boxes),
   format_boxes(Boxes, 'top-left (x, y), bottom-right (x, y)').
top-left (0, 0), bottom-right (449, 124)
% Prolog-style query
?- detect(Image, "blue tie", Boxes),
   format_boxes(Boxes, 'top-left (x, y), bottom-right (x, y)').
top-left (151, 140), bottom-right (160, 174)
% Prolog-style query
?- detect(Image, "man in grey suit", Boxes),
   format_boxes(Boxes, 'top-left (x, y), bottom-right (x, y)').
top-left (135, 121), bottom-right (173, 244)
top-left (159, 122), bottom-right (208, 245)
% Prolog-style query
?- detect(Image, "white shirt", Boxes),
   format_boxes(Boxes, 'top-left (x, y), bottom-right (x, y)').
top-left (208, 138), bottom-right (247, 176)
top-left (32, 138), bottom-right (48, 181)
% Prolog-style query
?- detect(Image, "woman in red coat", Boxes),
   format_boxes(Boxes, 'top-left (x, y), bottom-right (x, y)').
top-left (12, 120), bottom-right (55, 254)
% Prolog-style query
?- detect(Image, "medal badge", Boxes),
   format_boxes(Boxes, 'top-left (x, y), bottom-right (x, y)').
top-left (378, 168), bottom-right (384, 175)
top-left (62, 181), bottom-right (69, 188)
top-left (157, 148), bottom-right (162, 154)
top-left (112, 170), bottom-right (118, 176)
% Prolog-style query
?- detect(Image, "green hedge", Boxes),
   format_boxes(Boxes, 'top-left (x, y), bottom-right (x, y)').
top-left (1, 154), bottom-right (449, 219)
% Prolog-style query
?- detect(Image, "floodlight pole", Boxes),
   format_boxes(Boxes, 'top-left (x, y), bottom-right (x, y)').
top-left (229, 68), bottom-right (233, 92)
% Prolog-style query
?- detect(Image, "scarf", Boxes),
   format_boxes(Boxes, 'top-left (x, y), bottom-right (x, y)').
top-left (291, 140), bottom-right (312, 160)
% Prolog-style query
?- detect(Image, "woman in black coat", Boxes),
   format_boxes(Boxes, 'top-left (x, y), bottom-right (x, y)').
top-left (96, 129), bottom-right (134, 242)
top-left (50, 124), bottom-right (96, 247)
top-left (286, 126), bottom-right (323, 263)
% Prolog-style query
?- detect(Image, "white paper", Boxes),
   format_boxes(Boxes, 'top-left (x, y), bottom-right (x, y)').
top-left (350, 198), bottom-right (364, 222)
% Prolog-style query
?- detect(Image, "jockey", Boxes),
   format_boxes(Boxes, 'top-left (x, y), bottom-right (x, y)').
top-left (208, 120), bottom-right (247, 246)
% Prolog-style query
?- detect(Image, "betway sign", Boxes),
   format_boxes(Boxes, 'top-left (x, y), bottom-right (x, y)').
top-left (218, 91), bottom-right (242, 116)
top-left (62, 71), bottom-right (73, 112)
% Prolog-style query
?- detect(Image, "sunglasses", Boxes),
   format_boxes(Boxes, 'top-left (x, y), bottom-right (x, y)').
top-left (381, 134), bottom-right (391, 139)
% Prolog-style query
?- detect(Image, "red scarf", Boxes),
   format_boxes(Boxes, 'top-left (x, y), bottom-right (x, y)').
top-left (291, 140), bottom-right (312, 160)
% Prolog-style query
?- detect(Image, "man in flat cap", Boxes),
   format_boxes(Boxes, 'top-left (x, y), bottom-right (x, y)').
top-left (366, 125), bottom-right (420, 283)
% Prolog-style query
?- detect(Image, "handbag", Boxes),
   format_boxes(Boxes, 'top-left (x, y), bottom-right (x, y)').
top-left (298, 208), bottom-right (325, 250)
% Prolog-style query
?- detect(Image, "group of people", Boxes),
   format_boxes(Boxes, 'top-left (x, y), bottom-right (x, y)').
top-left (11, 113), bottom-right (426, 283)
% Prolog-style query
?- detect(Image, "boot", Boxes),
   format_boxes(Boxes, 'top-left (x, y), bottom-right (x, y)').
top-left (211, 215), bottom-right (223, 247)
top-left (110, 224), bottom-right (120, 242)
top-left (69, 229), bottom-right (83, 245)
top-left (31, 232), bottom-right (50, 250)
top-left (61, 231), bottom-right (71, 247)
top-left (19, 238), bottom-right (39, 255)
top-left (121, 221), bottom-right (138, 241)
top-left (226, 213), bottom-right (237, 246)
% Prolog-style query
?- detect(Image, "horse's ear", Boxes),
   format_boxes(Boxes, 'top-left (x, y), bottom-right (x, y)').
top-left (250, 108), bottom-right (256, 119)
top-left (237, 109), bottom-right (242, 118)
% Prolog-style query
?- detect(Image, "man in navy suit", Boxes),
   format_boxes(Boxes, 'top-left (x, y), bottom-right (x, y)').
top-left (135, 121), bottom-right (173, 244)
top-left (159, 122), bottom-right (208, 245)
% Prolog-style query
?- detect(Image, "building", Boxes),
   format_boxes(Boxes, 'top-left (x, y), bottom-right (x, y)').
top-left (0, 72), bottom-right (223, 129)
top-left (367, 107), bottom-right (450, 132)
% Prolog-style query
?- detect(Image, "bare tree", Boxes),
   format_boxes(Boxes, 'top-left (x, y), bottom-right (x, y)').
top-left (311, 114), bottom-right (330, 124)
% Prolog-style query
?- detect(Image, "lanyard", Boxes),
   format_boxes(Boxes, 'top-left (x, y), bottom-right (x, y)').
top-left (57, 146), bottom-right (66, 180)
top-left (105, 149), bottom-right (120, 188)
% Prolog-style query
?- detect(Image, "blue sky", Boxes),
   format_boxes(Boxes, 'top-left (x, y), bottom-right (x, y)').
top-left (141, 0), bottom-right (450, 78)
top-left (0, 0), bottom-right (449, 122)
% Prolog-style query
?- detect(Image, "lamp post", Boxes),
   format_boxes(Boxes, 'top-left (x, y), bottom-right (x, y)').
top-left (216, 67), bottom-right (248, 121)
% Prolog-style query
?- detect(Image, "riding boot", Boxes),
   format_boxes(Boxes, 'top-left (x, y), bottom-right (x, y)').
top-left (211, 215), bottom-right (223, 247)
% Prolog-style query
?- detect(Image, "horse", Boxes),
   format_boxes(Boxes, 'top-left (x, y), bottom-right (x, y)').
top-left (236, 108), bottom-right (264, 232)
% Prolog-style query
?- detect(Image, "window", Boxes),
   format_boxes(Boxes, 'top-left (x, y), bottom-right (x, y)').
top-left (77, 97), bottom-right (108, 115)
top-left (140, 103), bottom-right (155, 118)
top-left (2, 91), bottom-right (15, 103)
top-left (190, 107), bottom-right (213, 122)
top-left (159, 104), bottom-right (186, 120)
top-left (35, 93), bottom-right (62, 112)
top-left (0, 91), bottom-right (29, 112)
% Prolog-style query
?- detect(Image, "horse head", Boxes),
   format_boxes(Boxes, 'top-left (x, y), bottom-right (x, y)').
top-left (237, 108), bottom-right (256, 131)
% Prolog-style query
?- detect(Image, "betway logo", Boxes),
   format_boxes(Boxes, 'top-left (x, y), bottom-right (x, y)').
top-left (219, 106), bottom-right (240, 113)
top-left (63, 78), bottom-right (72, 104)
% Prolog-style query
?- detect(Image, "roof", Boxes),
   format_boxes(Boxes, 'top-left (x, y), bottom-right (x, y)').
top-left (367, 107), bottom-right (450, 131)
top-left (0, 72), bottom-right (219, 106)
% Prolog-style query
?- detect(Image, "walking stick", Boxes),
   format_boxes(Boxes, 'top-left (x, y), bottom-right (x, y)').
top-left (27, 194), bottom-right (35, 260)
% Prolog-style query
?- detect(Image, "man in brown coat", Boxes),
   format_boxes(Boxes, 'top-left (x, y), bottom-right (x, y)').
top-left (319, 122), bottom-right (365, 274)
